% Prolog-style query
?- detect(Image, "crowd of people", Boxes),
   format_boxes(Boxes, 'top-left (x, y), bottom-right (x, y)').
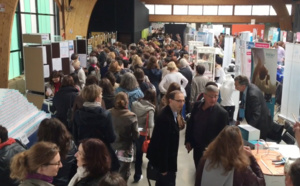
top-left (0, 34), bottom-right (299, 186)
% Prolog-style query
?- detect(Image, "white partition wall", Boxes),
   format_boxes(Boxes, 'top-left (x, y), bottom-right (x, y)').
top-left (280, 43), bottom-right (300, 122)
top-left (223, 36), bottom-right (233, 69)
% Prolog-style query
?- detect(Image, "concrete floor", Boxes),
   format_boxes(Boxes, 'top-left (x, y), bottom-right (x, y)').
top-left (128, 129), bottom-right (196, 186)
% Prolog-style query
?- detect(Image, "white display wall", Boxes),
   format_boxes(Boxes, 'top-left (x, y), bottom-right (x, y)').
top-left (223, 36), bottom-right (233, 69)
top-left (280, 43), bottom-right (300, 122)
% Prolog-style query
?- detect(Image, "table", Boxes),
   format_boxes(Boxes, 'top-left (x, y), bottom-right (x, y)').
top-left (252, 144), bottom-right (300, 186)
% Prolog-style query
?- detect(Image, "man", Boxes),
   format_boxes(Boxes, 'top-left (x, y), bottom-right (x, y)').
top-left (97, 44), bottom-right (107, 68)
top-left (147, 90), bottom-right (185, 186)
top-left (285, 158), bottom-right (300, 186)
top-left (0, 125), bottom-right (26, 186)
top-left (185, 83), bottom-right (228, 168)
top-left (234, 75), bottom-right (272, 140)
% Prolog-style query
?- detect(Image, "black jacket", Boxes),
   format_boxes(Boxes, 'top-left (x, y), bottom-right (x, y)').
top-left (53, 86), bottom-right (78, 128)
top-left (73, 106), bottom-right (119, 171)
top-left (147, 105), bottom-right (179, 173)
top-left (53, 140), bottom-right (77, 186)
top-left (238, 84), bottom-right (272, 140)
top-left (185, 101), bottom-right (229, 150)
top-left (0, 139), bottom-right (26, 186)
top-left (143, 68), bottom-right (162, 95)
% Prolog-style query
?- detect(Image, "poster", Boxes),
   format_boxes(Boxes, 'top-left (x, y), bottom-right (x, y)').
top-left (78, 54), bottom-right (87, 68)
top-left (251, 48), bottom-right (277, 97)
top-left (52, 58), bottom-right (62, 71)
top-left (43, 65), bottom-right (50, 78)
top-left (60, 41), bottom-right (69, 58)
top-left (251, 48), bottom-right (277, 118)
top-left (68, 40), bottom-right (74, 60)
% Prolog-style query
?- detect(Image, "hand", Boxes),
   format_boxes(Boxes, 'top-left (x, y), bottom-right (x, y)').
top-left (185, 142), bottom-right (192, 153)
top-left (236, 121), bottom-right (240, 126)
top-left (243, 146), bottom-right (253, 157)
top-left (293, 122), bottom-right (300, 145)
top-left (161, 172), bottom-right (167, 176)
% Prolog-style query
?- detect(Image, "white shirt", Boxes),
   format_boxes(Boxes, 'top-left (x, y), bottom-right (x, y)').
top-left (159, 72), bottom-right (188, 96)
top-left (220, 75), bottom-right (235, 106)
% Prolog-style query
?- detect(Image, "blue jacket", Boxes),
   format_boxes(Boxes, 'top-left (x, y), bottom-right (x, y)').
top-left (115, 87), bottom-right (144, 110)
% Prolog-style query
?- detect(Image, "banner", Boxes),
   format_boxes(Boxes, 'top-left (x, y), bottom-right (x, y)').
top-left (251, 48), bottom-right (277, 118)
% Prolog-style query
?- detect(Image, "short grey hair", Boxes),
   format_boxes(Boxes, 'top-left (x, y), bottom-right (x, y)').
top-left (205, 85), bottom-right (219, 94)
top-left (119, 72), bottom-right (139, 91)
top-left (234, 75), bottom-right (249, 86)
top-left (90, 56), bottom-right (97, 64)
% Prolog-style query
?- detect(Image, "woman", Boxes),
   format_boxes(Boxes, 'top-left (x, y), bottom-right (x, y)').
top-left (69, 138), bottom-right (111, 186)
top-left (109, 92), bottom-right (139, 181)
top-left (10, 142), bottom-right (62, 186)
top-left (72, 60), bottom-right (86, 89)
top-left (159, 82), bottom-right (185, 130)
top-left (53, 75), bottom-right (78, 130)
top-left (131, 89), bottom-right (156, 182)
top-left (73, 84), bottom-right (119, 172)
top-left (159, 61), bottom-right (188, 96)
top-left (195, 126), bottom-right (265, 186)
top-left (45, 70), bottom-right (63, 98)
top-left (143, 56), bottom-right (162, 96)
top-left (105, 71), bottom-right (119, 90)
top-left (99, 78), bottom-right (115, 110)
top-left (115, 72), bottom-right (144, 110)
top-left (108, 60), bottom-right (122, 84)
top-left (70, 73), bottom-right (81, 92)
top-left (37, 118), bottom-right (77, 186)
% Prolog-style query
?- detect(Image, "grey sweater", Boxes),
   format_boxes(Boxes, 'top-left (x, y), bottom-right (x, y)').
top-left (131, 100), bottom-right (155, 133)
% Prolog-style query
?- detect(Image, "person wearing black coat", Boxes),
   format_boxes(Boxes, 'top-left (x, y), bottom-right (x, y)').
top-left (185, 84), bottom-right (229, 168)
top-left (0, 125), bottom-right (26, 186)
top-left (73, 84), bottom-right (119, 172)
top-left (53, 75), bottom-right (78, 130)
top-left (234, 75), bottom-right (272, 140)
top-left (147, 91), bottom-right (185, 186)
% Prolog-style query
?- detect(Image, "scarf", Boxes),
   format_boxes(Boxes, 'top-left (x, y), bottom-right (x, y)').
top-left (0, 138), bottom-right (16, 149)
top-left (26, 173), bottom-right (53, 183)
top-left (68, 167), bottom-right (89, 186)
top-left (83, 101), bottom-right (101, 108)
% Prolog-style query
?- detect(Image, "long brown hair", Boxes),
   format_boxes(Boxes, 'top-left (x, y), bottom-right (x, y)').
top-left (203, 126), bottom-right (250, 173)
top-left (37, 118), bottom-right (71, 159)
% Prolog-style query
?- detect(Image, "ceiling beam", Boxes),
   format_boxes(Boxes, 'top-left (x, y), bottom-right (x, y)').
top-left (149, 15), bottom-right (280, 23)
top-left (142, 0), bottom-right (292, 5)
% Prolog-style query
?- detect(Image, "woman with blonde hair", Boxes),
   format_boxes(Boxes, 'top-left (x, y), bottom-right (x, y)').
top-left (10, 142), bottom-right (62, 186)
top-left (109, 92), bottom-right (139, 182)
top-left (195, 126), bottom-right (265, 186)
top-left (131, 54), bottom-right (143, 70)
top-left (159, 61), bottom-right (188, 96)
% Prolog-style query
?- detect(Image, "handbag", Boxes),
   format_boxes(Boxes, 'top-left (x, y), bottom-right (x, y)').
top-left (142, 113), bottom-right (150, 153)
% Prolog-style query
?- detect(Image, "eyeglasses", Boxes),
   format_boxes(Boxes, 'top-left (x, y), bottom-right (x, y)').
top-left (172, 99), bottom-right (185, 103)
top-left (44, 160), bottom-right (61, 166)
